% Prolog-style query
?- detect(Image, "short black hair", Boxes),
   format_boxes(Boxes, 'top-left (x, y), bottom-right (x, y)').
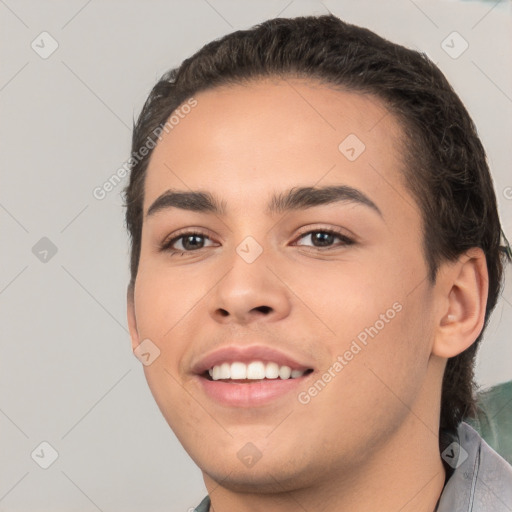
top-left (123, 14), bottom-right (509, 431)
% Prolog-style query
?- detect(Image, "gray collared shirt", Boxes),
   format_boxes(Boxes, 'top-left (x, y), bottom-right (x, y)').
top-left (436, 422), bottom-right (512, 511)
top-left (194, 422), bottom-right (512, 511)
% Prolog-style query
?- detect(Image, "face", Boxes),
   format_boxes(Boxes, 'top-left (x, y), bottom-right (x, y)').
top-left (128, 78), bottom-right (441, 492)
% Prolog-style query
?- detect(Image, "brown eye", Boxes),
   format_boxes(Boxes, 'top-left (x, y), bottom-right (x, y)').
top-left (161, 231), bottom-right (216, 253)
top-left (178, 234), bottom-right (207, 251)
top-left (295, 230), bottom-right (354, 249)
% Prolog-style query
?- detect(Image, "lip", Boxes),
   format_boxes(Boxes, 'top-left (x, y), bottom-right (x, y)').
top-left (191, 344), bottom-right (314, 375)
top-left (190, 344), bottom-right (315, 407)
top-left (197, 375), bottom-right (313, 407)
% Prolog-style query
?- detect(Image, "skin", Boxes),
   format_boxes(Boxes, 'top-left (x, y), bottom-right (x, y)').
top-left (127, 78), bottom-right (488, 512)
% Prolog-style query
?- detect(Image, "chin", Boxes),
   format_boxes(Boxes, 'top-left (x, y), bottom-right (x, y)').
top-left (202, 462), bottom-right (310, 494)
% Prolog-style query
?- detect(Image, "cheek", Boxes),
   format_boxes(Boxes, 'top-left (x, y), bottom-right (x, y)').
top-left (133, 264), bottom-right (205, 352)
top-left (329, 291), bottom-right (433, 418)
top-left (134, 275), bottom-right (173, 343)
top-left (300, 259), bottom-right (433, 420)
top-left (132, 277), bottom-right (190, 408)
top-left (286, 257), bottom-right (400, 345)
top-left (134, 271), bottom-right (205, 433)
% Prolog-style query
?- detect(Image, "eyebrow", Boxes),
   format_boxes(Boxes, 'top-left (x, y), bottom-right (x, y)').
top-left (146, 185), bottom-right (382, 218)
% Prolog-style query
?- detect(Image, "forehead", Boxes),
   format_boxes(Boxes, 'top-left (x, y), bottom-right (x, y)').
top-left (143, 78), bottom-right (413, 219)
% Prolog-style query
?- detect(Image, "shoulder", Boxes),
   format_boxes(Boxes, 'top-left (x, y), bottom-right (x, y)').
top-left (437, 422), bottom-right (512, 511)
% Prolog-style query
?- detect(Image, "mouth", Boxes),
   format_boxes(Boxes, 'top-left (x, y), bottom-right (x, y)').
top-left (192, 346), bottom-right (315, 407)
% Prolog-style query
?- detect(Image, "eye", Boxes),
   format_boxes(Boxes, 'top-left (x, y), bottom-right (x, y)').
top-left (159, 227), bottom-right (354, 255)
top-left (160, 231), bottom-right (216, 254)
top-left (294, 229), bottom-right (354, 249)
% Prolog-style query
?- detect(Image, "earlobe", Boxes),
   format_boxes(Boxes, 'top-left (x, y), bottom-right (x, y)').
top-left (127, 284), bottom-right (140, 352)
top-left (432, 248), bottom-right (488, 359)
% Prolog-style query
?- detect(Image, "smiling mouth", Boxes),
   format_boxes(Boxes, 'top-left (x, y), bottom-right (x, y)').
top-left (196, 358), bottom-right (315, 407)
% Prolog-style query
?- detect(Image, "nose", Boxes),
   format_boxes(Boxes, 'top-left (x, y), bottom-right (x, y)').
top-left (209, 249), bottom-right (292, 325)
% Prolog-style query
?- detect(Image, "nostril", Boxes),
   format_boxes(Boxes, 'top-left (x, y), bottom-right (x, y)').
top-left (254, 306), bottom-right (272, 314)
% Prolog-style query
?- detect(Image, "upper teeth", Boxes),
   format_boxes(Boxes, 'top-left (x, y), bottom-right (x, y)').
top-left (208, 361), bottom-right (306, 380)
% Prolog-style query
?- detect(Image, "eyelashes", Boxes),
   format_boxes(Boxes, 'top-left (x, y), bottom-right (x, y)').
top-left (159, 228), bottom-right (355, 256)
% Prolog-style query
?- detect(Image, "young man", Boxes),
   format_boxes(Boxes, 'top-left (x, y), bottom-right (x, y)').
top-left (124, 14), bottom-right (512, 512)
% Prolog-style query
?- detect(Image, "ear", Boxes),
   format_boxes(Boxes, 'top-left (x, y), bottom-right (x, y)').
top-left (127, 283), bottom-right (141, 352)
top-left (432, 248), bottom-right (489, 358)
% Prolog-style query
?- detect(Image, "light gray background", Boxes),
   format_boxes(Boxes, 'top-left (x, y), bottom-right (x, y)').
top-left (1, 0), bottom-right (511, 511)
